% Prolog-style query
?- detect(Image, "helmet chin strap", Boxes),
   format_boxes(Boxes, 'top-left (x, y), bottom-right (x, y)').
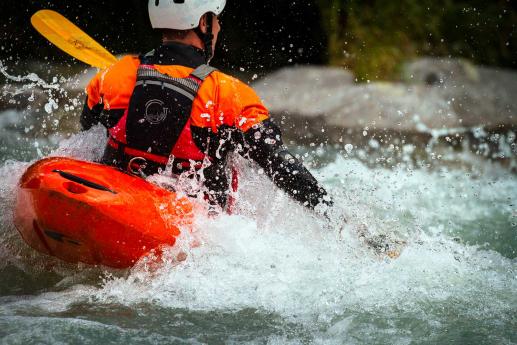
top-left (194, 13), bottom-right (214, 63)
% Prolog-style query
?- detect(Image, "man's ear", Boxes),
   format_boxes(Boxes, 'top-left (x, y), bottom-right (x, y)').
top-left (198, 14), bottom-right (208, 33)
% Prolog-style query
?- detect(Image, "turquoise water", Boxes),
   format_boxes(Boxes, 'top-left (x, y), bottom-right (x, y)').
top-left (0, 66), bottom-right (516, 344)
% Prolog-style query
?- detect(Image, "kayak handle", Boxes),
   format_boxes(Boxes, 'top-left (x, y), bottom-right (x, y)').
top-left (53, 170), bottom-right (117, 194)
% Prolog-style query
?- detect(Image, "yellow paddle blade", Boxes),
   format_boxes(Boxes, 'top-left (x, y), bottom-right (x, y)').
top-left (31, 10), bottom-right (118, 69)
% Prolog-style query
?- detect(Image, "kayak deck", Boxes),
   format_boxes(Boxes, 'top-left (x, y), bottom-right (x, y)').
top-left (13, 157), bottom-right (193, 268)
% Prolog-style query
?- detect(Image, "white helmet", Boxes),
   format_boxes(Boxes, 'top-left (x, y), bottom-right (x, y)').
top-left (149, 0), bottom-right (226, 30)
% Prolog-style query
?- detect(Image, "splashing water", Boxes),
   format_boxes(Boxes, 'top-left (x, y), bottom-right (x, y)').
top-left (0, 63), bottom-right (89, 163)
top-left (0, 125), bottom-right (515, 344)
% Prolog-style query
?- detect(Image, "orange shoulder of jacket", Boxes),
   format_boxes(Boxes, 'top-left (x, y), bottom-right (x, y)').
top-left (191, 70), bottom-right (270, 133)
top-left (86, 55), bottom-right (140, 110)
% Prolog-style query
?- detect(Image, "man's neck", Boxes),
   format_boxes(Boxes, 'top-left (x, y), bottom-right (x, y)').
top-left (162, 35), bottom-right (203, 51)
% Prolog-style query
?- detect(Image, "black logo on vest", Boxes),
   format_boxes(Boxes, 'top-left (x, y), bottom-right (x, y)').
top-left (145, 99), bottom-right (169, 124)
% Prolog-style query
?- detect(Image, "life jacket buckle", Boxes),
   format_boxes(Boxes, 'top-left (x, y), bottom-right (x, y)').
top-left (128, 157), bottom-right (148, 178)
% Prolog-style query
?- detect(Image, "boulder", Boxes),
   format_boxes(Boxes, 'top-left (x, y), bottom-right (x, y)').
top-left (254, 65), bottom-right (460, 139)
top-left (254, 65), bottom-right (355, 118)
top-left (401, 57), bottom-right (480, 85)
top-left (254, 61), bottom-right (517, 136)
top-left (403, 58), bottom-right (517, 128)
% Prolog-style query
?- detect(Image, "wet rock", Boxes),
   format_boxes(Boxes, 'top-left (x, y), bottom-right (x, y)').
top-left (403, 58), bottom-right (517, 128)
top-left (323, 82), bottom-right (459, 131)
top-left (254, 65), bottom-right (355, 118)
top-left (254, 66), bottom-right (460, 146)
top-left (254, 61), bottom-right (517, 139)
top-left (402, 58), bottom-right (480, 85)
top-left (254, 62), bottom-right (517, 169)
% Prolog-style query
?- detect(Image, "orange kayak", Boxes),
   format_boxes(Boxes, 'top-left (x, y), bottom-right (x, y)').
top-left (13, 157), bottom-right (193, 268)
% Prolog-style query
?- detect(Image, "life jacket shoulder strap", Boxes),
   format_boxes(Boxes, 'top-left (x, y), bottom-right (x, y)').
top-left (136, 66), bottom-right (201, 99)
top-left (135, 63), bottom-right (216, 97)
top-left (190, 64), bottom-right (218, 82)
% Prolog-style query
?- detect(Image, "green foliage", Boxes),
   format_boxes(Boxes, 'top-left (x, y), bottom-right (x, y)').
top-left (317, 0), bottom-right (516, 81)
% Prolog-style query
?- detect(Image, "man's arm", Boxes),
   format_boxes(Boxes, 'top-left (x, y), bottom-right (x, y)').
top-left (196, 72), bottom-right (332, 210)
top-left (81, 56), bottom-right (140, 131)
top-left (214, 77), bottom-right (331, 210)
top-left (80, 71), bottom-right (104, 131)
top-left (80, 96), bottom-right (125, 131)
top-left (80, 96), bottom-right (103, 131)
top-left (242, 119), bottom-right (332, 210)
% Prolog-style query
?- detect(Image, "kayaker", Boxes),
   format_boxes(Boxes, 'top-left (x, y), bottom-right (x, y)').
top-left (80, 0), bottom-right (332, 213)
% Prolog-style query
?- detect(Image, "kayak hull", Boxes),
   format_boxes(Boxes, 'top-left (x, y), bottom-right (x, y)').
top-left (13, 157), bottom-right (193, 268)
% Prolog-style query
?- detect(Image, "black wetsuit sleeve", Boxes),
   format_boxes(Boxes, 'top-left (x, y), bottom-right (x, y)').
top-left (81, 96), bottom-right (125, 131)
top-left (242, 120), bottom-right (332, 210)
top-left (80, 96), bottom-right (103, 131)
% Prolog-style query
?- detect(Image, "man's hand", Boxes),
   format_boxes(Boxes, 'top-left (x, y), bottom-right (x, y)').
top-left (314, 203), bottom-right (348, 235)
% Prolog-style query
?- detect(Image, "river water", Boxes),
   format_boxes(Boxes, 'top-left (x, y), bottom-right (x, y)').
top-left (0, 68), bottom-right (516, 344)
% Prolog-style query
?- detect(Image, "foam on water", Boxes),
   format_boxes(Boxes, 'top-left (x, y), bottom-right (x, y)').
top-left (0, 128), bottom-right (516, 343)
top-left (89, 157), bottom-right (516, 320)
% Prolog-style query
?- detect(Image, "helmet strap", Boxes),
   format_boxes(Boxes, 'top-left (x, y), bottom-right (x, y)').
top-left (194, 13), bottom-right (214, 63)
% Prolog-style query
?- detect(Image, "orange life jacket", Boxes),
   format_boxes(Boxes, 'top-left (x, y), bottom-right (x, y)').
top-left (106, 62), bottom-right (215, 172)
top-left (85, 50), bottom-right (269, 173)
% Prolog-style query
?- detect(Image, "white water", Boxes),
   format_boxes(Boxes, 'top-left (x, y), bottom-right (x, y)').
top-left (0, 128), bottom-right (515, 344)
